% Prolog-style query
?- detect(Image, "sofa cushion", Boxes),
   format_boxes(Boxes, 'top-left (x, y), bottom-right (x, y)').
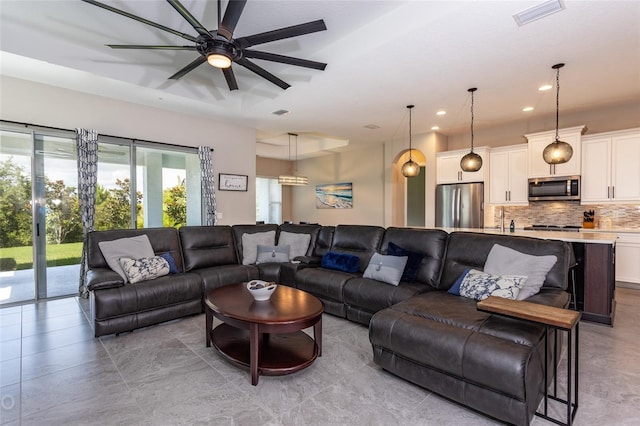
top-left (242, 231), bottom-right (276, 265)
top-left (180, 226), bottom-right (237, 271)
top-left (321, 251), bottom-right (360, 273)
top-left (363, 253), bottom-right (408, 286)
top-left (118, 256), bottom-right (170, 284)
top-left (483, 244), bottom-right (557, 300)
top-left (330, 225), bottom-right (385, 273)
top-left (277, 231), bottom-right (311, 260)
top-left (386, 241), bottom-right (425, 283)
top-left (256, 244), bottom-right (290, 264)
top-left (458, 269), bottom-right (526, 301)
top-left (98, 235), bottom-right (155, 281)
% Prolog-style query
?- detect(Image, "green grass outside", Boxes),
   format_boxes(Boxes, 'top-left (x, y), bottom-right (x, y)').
top-left (0, 242), bottom-right (83, 270)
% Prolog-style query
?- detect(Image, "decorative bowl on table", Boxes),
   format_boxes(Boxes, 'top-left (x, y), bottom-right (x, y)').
top-left (247, 280), bottom-right (277, 301)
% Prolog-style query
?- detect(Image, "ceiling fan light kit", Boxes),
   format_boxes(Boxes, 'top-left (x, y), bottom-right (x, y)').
top-left (460, 87), bottom-right (483, 173)
top-left (402, 105), bottom-right (420, 178)
top-left (81, 0), bottom-right (327, 91)
top-left (543, 63), bottom-right (574, 165)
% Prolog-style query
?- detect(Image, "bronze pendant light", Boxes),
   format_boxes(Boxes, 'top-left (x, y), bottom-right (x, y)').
top-left (278, 133), bottom-right (308, 186)
top-left (542, 63), bottom-right (573, 164)
top-left (401, 105), bottom-right (420, 178)
top-left (460, 88), bottom-right (483, 172)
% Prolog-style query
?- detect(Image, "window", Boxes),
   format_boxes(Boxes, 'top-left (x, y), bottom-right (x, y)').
top-left (256, 177), bottom-right (282, 224)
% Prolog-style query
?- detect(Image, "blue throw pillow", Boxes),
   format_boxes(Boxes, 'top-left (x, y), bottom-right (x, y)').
top-left (321, 251), bottom-right (360, 273)
top-left (159, 252), bottom-right (180, 274)
top-left (448, 268), bottom-right (471, 295)
top-left (387, 242), bottom-right (425, 282)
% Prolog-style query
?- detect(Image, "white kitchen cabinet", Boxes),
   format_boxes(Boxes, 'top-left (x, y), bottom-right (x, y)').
top-left (616, 233), bottom-right (640, 284)
top-left (526, 126), bottom-right (585, 178)
top-left (436, 147), bottom-right (489, 184)
top-left (581, 128), bottom-right (640, 204)
top-left (489, 145), bottom-right (528, 205)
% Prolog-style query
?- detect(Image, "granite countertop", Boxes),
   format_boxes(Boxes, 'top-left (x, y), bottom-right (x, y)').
top-left (579, 228), bottom-right (640, 234)
top-left (434, 227), bottom-right (617, 245)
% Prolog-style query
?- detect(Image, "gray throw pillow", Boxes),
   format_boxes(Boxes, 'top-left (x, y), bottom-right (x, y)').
top-left (277, 231), bottom-right (312, 260)
top-left (241, 231), bottom-right (276, 265)
top-left (256, 245), bottom-right (290, 264)
top-left (459, 269), bottom-right (527, 301)
top-left (483, 244), bottom-right (558, 300)
top-left (363, 253), bottom-right (408, 286)
top-left (118, 256), bottom-right (170, 284)
top-left (98, 235), bottom-right (155, 281)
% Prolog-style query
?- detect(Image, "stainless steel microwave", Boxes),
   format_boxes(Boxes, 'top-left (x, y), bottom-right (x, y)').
top-left (528, 176), bottom-right (580, 201)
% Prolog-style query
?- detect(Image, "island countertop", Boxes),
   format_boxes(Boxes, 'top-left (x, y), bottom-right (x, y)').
top-left (432, 227), bottom-right (617, 245)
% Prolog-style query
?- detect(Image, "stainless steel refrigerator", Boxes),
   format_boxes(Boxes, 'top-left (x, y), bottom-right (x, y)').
top-left (435, 182), bottom-right (484, 228)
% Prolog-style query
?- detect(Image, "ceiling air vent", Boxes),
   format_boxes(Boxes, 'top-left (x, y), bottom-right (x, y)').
top-left (364, 124), bottom-right (380, 130)
top-left (513, 0), bottom-right (565, 26)
top-left (272, 109), bottom-right (290, 116)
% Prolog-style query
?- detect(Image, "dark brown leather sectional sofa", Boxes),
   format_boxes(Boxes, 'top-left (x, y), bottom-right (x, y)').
top-left (86, 223), bottom-right (573, 426)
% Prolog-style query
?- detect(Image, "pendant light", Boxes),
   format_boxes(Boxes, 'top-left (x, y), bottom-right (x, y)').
top-left (278, 133), bottom-right (308, 186)
top-left (542, 63), bottom-right (573, 164)
top-left (401, 105), bottom-right (420, 178)
top-left (460, 88), bottom-right (483, 172)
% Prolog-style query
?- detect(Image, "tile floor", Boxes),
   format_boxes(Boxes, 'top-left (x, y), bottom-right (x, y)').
top-left (1, 288), bottom-right (640, 425)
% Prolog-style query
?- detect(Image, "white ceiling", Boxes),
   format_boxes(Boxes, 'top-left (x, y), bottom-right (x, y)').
top-left (1, 0), bottom-right (639, 159)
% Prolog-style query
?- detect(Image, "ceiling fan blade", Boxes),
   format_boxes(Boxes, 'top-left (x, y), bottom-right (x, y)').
top-left (168, 56), bottom-right (207, 80)
top-left (222, 68), bottom-right (239, 91)
top-left (108, 45), bottom-right (197, 51)
top-left (80, 0), bottom-right (197, 42)
top-left (236, 20), bottom-right (327, 49)
top-left (236, 58), bottom-right (290, 90)
top-left (218, 0), bottom-right (247, 40)
top-left (167, 0), bottom-right (211, 38)
top-left (243, 50), bottom-right (327, 70)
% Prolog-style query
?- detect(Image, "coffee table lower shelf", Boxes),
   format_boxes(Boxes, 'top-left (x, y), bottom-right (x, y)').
top-left (210, 323), bottom-right (319, 377)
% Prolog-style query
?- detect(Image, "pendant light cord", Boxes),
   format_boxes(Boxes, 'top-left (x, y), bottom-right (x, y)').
top-left (555, 65), bottom-right (561, 142)
top-left (470, 90), bottom-right (475, 152)
top-left (407, 105), bottom-right (414, 161)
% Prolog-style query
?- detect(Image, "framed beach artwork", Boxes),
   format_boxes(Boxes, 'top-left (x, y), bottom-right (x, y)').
top-left (316, 182), bottom-right (353, 209)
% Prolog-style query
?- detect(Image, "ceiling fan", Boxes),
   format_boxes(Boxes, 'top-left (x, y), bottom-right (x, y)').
top-left (81, 0), bottom-right (327, 90)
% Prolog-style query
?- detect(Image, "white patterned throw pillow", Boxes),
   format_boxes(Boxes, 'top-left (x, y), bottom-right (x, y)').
top-left (118, 256), bottom-right (170, 284)
top-left (458, 269), bottom-right (527, 301)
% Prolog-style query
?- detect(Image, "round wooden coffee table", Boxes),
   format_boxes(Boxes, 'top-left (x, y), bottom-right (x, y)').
top-left (205, 283), bottom-right (323, 385)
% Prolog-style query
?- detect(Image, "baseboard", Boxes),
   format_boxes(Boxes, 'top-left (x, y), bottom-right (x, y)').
top-left (617, 281), bottom-right (640, 290)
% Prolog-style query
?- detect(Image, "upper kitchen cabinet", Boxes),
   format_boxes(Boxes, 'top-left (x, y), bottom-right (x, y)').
top-left (526, 126), bottom-right (585, 178)
top-left (581, 128), bottom-right (640, 204)
top-left (436, 147), bottom-right (489, 184)
top-left (489, 144), bottom-right (528, 206)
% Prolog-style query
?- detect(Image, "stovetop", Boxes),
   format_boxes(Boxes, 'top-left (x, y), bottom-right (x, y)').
top-left (523, 225), bottom-right (582, 232)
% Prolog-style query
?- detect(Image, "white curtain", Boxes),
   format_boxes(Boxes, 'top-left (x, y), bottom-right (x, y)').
top-left (199, 146), bottom-right (217, 225)
top-left (76, 128), bottom-right (99, 297)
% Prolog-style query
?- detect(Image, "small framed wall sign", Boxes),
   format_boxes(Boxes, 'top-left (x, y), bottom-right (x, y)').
top-left (219, 173), bottom-right (248, 191)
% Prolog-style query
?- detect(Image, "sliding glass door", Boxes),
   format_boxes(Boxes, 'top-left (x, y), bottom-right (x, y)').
top-left (0, 129), bottom-right (81, 305)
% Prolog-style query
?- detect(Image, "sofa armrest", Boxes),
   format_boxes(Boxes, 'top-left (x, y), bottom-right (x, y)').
top-left (294, 255), bottom-right (322, 265)
top-left (86, 268), bottom-right (124, 291)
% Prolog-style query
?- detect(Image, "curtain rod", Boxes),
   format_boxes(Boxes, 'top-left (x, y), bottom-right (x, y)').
top-left (0, 119), bottom-right (214, 151)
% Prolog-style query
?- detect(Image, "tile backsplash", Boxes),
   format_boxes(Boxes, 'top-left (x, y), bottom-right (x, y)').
top-left (492, 202), bottom-right (640, 229)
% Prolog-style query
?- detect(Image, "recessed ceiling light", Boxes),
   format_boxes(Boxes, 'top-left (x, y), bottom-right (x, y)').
top-left (538, 84), bottom-right (553, 91)
top-left (513, 0), bottom-right (565, 26)
top-left (431, 126), bottom-right (440, 130)
top-left (523, 106), bottom-right (535, 112)
top-left (436, 110), bottom-right (446, 116)
top-left (272, 109), bottom-right (290, 116)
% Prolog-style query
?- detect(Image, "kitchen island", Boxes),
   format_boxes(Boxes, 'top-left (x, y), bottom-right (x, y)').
top-left (435, 227), bottom-right (617, 325)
